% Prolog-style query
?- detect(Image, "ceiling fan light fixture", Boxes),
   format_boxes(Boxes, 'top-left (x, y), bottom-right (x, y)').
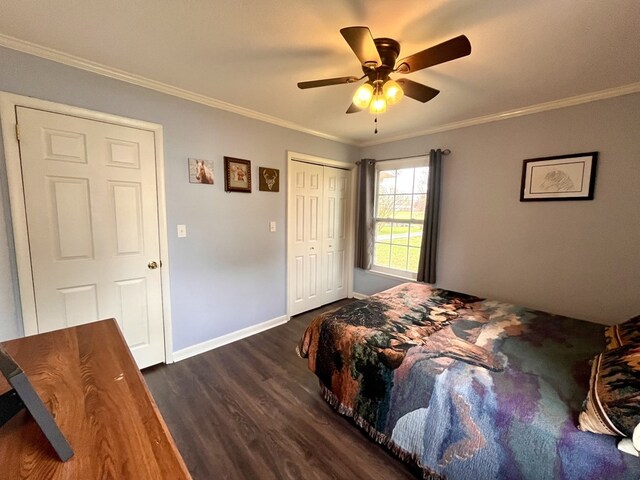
top-left (369, 94), bottom-right (387, 114)
top-left (352, 83), bottom-right (374, 109)
top-left (383, 79), bottom-right (404, 105)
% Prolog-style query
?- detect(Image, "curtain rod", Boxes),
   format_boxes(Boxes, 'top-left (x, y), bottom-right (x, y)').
top-left (358, 149), bottom-right (451, 165)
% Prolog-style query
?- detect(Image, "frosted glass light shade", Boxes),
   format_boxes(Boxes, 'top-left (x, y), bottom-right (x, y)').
top-left (352, 83), bottom-right (374, 109)
top-left (369, 94), bottom-right (387, 114)
top-left (383, 79), bottom-right (404, 105)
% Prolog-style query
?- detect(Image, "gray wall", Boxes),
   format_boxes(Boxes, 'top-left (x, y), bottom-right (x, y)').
top-left (1, 46), bottom-right (638, 350)
top-left (0, 47), bottom-right (359, 348)
top-left (356, 93), bottom-right (640, 324)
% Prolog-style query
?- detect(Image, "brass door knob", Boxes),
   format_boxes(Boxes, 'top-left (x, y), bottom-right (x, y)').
top-left (148, 261), bottom-right (159, 270)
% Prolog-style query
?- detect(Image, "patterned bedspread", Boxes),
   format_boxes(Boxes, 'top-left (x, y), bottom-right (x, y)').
top-left (298, 283), bottom-right (639, 479)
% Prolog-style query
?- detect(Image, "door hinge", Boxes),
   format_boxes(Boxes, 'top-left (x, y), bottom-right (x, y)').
top-left (15, 123), bottom-right (20, 141)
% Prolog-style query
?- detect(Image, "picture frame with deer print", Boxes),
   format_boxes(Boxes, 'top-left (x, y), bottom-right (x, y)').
top-left (259, 167), bottom-right (279, 192)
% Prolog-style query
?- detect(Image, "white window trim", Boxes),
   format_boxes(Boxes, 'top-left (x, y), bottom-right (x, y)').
top-left (371, 155), bottom-right (429, 280)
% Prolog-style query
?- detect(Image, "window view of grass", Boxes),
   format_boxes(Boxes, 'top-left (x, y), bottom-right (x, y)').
top-left (373, 165), bottom-right (428, 275)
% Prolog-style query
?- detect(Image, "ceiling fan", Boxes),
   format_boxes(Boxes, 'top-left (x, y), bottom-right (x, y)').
top-left (298, 26), bottom-right (471, 115)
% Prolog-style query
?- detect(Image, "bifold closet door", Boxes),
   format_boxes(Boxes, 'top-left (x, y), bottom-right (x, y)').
top-left (288, 161), bottom-right (350, 316)
top-left (289, 161), bottom-right (325, 315)
top-left (321, 167), bottom-right (349, 304)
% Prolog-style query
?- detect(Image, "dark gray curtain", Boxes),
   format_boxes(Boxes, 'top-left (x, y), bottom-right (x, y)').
top-left (417, 149), bottom-right (443, 284)
top-left (354, 159), bottom-right (376, 269)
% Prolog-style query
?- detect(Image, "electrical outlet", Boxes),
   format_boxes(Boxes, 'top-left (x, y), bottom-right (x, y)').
top-left (269, 221), bottom-right (276, 232)
top-left (177, 224), bottom-right (187, 237)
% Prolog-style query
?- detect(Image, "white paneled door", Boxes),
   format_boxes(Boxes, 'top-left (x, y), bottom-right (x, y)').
top-left (322, 167), bottom-right (349, 304)
top-left (16, 106), bottom-right (165, 368)
top-left (289, 161), bottom-right (324, 315)
top-left (288, 160), bottom-right (350, 316)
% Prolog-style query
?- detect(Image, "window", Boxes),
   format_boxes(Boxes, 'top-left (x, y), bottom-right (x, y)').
top-left (372, 156), bottom-right (429, 279)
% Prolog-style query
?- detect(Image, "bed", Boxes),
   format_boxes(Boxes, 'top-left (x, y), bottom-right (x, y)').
top-left (298, 283), bottom-right (639, 479)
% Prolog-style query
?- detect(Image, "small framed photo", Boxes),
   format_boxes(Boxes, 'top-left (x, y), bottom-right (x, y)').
top-left (520, 152), bottom-right (598, 201)
top-left (224, 157), bottom-right (251, 192)
top-left (188, 158), bottom-right (214, 185)
top-left (259, 167), bottom-right (280, 192)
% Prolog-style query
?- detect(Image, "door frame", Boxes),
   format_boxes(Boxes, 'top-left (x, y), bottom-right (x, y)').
top-left (286, 151), bottom-right (357, 317)
top-left (0, 92), bottom-right (174, 363)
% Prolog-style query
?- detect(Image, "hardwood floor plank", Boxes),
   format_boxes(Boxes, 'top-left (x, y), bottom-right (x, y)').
top-left (144, 300), bottom-right (417, 479)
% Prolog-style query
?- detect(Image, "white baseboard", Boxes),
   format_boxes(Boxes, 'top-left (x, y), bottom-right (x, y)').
top-left (352, 292), bottom-right (369, 300)
top-left (172, 314), bottom-right (289, 362)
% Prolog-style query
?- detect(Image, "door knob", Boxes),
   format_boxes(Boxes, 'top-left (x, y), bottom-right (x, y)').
top-left (148, 261), bottom-right (159, 270)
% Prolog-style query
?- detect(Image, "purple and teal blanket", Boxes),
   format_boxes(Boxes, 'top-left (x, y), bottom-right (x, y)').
top-left (298, 283), bottom-right (639, 479)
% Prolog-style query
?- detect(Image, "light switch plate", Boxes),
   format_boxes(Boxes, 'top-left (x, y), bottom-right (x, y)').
top-left (269, 221), bottom-right (276, 232)
top-left (177, 224), bottom-right (187, 237)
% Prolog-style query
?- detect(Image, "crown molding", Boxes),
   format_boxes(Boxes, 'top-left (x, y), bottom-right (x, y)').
top-left (358, 82), bottom-right (640, 147)
top-left (0, 33), bottom-right (354, 145)
top-left (1, 33), bottom-right (638, 150)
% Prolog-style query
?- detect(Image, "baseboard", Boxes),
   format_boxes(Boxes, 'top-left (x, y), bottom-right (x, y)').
top-left (352, 292), bottom-right (369, 300)
top-left (172, 314), bottom-right (289, 362)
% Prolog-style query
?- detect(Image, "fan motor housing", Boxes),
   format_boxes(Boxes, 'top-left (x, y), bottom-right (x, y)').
top-left (363, 38), bottom-right (401, 80)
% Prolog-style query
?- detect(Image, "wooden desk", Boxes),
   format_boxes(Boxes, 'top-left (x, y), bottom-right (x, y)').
top-left (0, 319), bottom-right (191, 479)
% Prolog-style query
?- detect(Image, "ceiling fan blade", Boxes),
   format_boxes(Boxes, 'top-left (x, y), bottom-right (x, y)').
top-left (396, 35), bottom-right (471, 74)
top-left (340, 26), bottom-right (382, 68)
top-left (346, 103), bottom-right (363, 114)
top-left (297, 76), bottom-right (360, 89)
top-left (396, 79), bottom-right (440, 103)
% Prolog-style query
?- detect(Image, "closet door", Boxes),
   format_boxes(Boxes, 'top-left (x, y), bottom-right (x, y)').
top-left (288, 161), bottom-right (324, 315)
top-left (322, 166), bottom-right (350, 304)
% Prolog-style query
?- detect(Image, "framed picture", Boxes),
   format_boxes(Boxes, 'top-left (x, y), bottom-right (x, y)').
top-left (188, 158), bottom-right (214, 185)
top-left (520, 152), bottom-right (598, 201)
top-left (224, 157), bottom-right (251, 192)
top-left (259, 167), bottom-right (280, 192)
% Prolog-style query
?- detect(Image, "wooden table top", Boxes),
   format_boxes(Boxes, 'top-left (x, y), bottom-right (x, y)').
top-left (0, 319), bottom-right (191, 479)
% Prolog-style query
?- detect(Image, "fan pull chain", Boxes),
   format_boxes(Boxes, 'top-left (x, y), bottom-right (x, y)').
top-left (374, 115), bottom-right (378, 134)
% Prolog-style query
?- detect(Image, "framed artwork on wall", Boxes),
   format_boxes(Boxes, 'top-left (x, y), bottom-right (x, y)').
top-left (224, 157), bottom-right (251, 192)
top-left (520, 152), bottom-right (598, 201)
top-left (259, 167), bottom-right (279, 192)
top-left (188, 158), bottom-right (214, 184)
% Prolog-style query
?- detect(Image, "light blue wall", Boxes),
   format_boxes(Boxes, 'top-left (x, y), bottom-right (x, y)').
top-left (353, 269), bottom-right (406, 296)
top-left (356, 94), bottom-right (640, 324)
top-left (0, 46), bottom-right (359, 349)
top-left (2, 45), bottom-right (637, 346)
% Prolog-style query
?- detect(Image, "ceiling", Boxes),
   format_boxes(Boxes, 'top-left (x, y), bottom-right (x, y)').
top-left (0, 0), bottom-right (639, 146)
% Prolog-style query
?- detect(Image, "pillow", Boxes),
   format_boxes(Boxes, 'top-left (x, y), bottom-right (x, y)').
top-left (578, 343), bottom-right (640, 437)
top-left (605, 315), bottom-right (640, 349)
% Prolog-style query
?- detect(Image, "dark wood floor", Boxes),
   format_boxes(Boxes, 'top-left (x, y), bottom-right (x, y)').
top-left (143, 300), bottom-right (419, 480)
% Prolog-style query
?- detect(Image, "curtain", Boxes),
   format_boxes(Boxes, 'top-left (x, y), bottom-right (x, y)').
top-left (354, 159), bottom-right (376, 269)
top-left (417, 149), bottom-right (443, 284)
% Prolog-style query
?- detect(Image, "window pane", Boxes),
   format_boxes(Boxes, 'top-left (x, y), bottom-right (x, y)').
top-left (414, 167), bottom-right (429, 193)
top-left (378, 170), bottom-right (396, 194)
top-left (412, 194), bottom-right (426, 220)
top-left (409, 224), bottom-right (423, 247)
top-left (395, 168), bottom-right (414, 194)
top-left (390, 245), bottom-right (408, 271)
top-left (393, 195), bottom-right (412, 220)
top-left (391, 223), bottom-right (409, 245)
top-left (376, 195), bottom-right (394, 219)
top-left (375, 222), bottom-right (392, 243)
top-left (374, 242), bottom-right (390, 267)
top-left (408, 247), bottom-right (421, 273)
